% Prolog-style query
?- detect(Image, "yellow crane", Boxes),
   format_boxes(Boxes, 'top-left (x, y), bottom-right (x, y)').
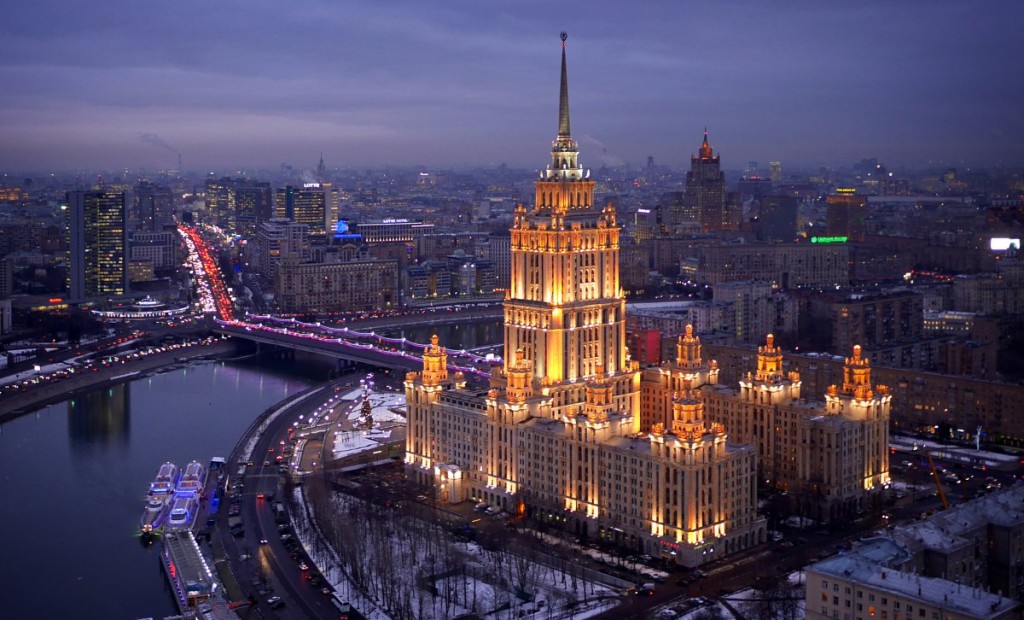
top-left (924, 449), bottom-right (949, 510)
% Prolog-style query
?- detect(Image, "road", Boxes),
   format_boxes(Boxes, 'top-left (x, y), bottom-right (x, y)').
top-left (219, 373), bottom-right (367, 620)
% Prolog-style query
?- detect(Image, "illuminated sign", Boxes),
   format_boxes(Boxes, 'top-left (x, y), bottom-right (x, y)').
top-left (302, 182), bottom-right (321, 189)
top-left (48, 297), bottom-right (63, 303)
top-left (810, 236), bottom-right (848, 244)
top-left (835, 188), bottom-right (857, 194)
top-left (990, 237), bottom-right (1020, 251)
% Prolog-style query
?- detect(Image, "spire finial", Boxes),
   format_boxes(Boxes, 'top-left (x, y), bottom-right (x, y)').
top-left (558, 32), bottom-right (571, 138)
top-left (700, 127), bottom-right (713, 159)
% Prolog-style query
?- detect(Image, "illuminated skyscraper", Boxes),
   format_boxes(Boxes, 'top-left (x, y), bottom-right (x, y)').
top-left (405, 35), bottom-right (764, 567)
top-left (684, 130), bottom-right (736, 232)
top-left (205, 177), bottom-right (273, 238)
top-left (66, 190), bottom-right (128, 301)
top-left (276, 184), bottom-right (330, 240)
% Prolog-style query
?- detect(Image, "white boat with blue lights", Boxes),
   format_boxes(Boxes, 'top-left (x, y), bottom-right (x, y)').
top-left (140, 462), bottom-right (179, 538)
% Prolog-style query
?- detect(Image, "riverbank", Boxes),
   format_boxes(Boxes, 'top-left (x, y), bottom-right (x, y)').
top-left (0, 338), bottom-right (240, 422)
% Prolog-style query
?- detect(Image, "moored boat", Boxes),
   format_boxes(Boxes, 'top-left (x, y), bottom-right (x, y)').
top-left (166, 495), bottom-right (199, 530)
top-left (140, 462), bottom-right (179, 539)
top-left (176, 461), bottom-right (206, 499)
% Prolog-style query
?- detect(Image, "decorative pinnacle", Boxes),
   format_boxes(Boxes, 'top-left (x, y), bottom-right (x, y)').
top-left (558, 32), bottom-right (571, 138)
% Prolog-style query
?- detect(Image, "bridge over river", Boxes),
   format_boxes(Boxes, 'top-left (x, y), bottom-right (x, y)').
top-left (212, 313), bottom-right (503, 378)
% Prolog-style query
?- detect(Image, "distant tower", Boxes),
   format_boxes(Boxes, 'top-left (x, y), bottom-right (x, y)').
top-left (769, 161), bottom-right (782, 185)
top-left (66, 190), bottom-right (128, 301)
top-left (316, 153), bottom-right (327, 183)
top-left (826, 189), bottom-right (866, 242)
top-left (684, 129), bottom-right (732, 232)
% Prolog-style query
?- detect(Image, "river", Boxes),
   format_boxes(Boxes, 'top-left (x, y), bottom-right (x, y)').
top-left (0, 358), bottom-right (316, 619)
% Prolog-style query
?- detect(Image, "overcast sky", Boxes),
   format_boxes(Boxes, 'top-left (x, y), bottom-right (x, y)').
top-left (1, 1), bottom-right (1022, 173)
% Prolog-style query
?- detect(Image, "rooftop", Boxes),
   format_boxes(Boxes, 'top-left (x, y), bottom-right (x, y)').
top-left (810, 554), bottom-right (1017, 617)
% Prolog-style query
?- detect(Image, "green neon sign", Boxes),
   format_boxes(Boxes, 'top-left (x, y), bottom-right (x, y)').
top-left (810, 236), bottom-right (848, 244)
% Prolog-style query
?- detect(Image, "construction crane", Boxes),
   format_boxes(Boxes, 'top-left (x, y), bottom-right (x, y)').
top-left (924, 448), bottom-right (949, 510)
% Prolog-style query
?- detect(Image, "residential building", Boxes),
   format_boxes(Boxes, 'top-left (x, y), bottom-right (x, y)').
top-left (274, 244), bottom-right (398, 314)
top-left (257, 219), bottom-right (309, 282)
top-left (699, 336), bottom-right (891, 521)
top-left (697, 241), bottom-right (850, 288)
top-left (807, 554), bottom-right (1018, 620)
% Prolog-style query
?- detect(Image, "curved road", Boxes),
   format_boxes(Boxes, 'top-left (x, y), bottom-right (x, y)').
top-left (219, 377), bottom-right (362, 620)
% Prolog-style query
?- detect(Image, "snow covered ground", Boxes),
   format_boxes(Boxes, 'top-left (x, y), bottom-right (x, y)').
top-left (297, 386), bottom-right (624, 619)
top-left (293, 486), bottom-right (622, 620)
top-left (332, 429), bottom-right (393, 459)
top-left (648, 571), bottom-right (806, 620)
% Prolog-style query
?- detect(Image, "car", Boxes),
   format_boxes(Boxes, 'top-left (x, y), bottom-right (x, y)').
top-left (267, 596), bottom-right (284, 609)
top-left (263, 460), bottom-right (270, 466)
top-left (637, 583), bottom-right (656, 596)
top-left (298, 562), bottom-right (310, 571)
top-left (257, 492), bottom-right (265, 500)
top-left (268, 448), bottom-right (275, 454)
top-left (320, 587), bottom-right (332, 596)
top-left (259, 538), bottom-right (268, 545)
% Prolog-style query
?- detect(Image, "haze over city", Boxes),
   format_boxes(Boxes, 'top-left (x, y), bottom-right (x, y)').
top-left (2, 0), bottom-right (1023, 172)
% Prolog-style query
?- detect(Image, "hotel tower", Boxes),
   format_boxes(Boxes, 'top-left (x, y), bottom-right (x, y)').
top-left (405, 34), bottom-right (765, 567)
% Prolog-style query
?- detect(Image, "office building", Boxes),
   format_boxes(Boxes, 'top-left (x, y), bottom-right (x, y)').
top-left (66, 190), bottom-right (128, 301)
top-left (129, 230), bottom-right (177, 271)
top-left (757, 195), bottom-right (799, 242)
top-left (827, 189), bottom-right (867, 242)
top-left (684, 131), bottom-right (737, 233)
top-left (132, 181), bottom-right (174, 232)
top-left (276, 184), bottom-right (331, 240)
top-left (405, 35), bottom-right (765, 568)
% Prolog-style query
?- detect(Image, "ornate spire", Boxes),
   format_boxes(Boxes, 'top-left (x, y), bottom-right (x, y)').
top-left (558, 32), bottom-right (571, 138)
top-left (699, 128), bottom-right (714, 160)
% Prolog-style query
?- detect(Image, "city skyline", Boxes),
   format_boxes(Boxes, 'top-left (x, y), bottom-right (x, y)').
top-left (2, 1), bottom-right (1023, 172)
